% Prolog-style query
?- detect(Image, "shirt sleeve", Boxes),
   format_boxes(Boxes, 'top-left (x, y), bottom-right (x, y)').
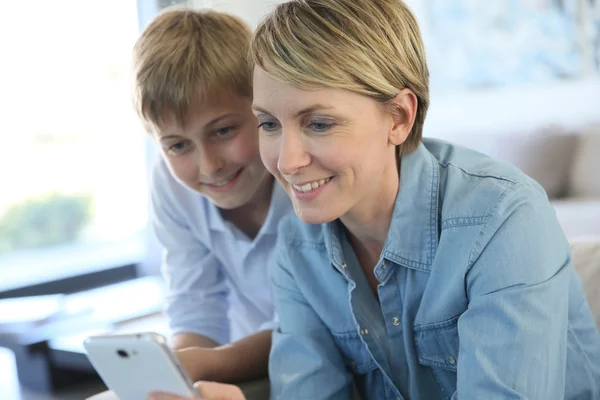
top-left (150, 167), bottom-right (230, 345)
top-left (269, 245), bottom-right (353, 400)
top-left (454, 182), bottom-right (571, 399)
top-left (257, 312), bottom-right (278, 332)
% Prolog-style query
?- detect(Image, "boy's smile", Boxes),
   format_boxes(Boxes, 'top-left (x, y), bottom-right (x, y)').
top-left (200, 167), bottom-right (244, 193)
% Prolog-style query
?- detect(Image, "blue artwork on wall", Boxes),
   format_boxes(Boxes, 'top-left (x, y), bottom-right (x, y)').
top-left (419, 0), bottom-right (600, 91)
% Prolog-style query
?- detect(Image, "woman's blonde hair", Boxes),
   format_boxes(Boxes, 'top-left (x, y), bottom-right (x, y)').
top-left (133, 7), bottom-right (252, 131)
top-left (250, 0), bottom-right (429, 154)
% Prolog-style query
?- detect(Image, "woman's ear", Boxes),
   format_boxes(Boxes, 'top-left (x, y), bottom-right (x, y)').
top-left (388, 88), bottom-right (418, 146)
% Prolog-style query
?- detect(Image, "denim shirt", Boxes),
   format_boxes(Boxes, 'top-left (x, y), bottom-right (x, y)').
top-left (269, 139), bottom-right (600, 400)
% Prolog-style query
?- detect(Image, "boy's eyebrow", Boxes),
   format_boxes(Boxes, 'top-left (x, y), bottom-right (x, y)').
top-left (159, 113), bottom-right (241, 139)
top-left (159, 135), bottom-right (179, 141)
top-left (204, 113), bottom-right (239, 128)
top-left (252, 104), bottom-right (333, 118)
top-left (159, 113), bottom-right (238, 140)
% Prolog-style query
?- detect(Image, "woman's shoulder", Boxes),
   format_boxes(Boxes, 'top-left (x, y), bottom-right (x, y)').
top-left (423, 140), bottom-right (568, 286)
top-left (424, 138), bottom-right (548, 217)
top-left (424, 138), bottom-right (535, 187)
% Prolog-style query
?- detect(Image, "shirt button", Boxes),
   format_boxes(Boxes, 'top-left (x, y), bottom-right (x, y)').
top-left (392, 317), bottom-right (400, 326)
top-left (360, 328), bottom-right (369, 336)
top-left (341, 262), bottom-right (347, 269)
top-left (447, 355), bottom-right (457, 365)
top-left (381, 261), bottom-right (388, 269)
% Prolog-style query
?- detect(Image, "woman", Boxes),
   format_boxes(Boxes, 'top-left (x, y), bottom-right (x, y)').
top-left (153, 0), bottom-right (600, 399)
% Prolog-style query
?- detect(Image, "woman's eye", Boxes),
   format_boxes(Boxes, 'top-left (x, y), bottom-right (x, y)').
top-left (308, 120), bottom-right (335, 132)
top-left (257, 121), bottom-right (279, 132)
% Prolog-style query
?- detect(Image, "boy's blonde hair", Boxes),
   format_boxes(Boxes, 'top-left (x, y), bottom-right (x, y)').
top-left (133, 7), bottom-right (252, 131)
top-left (250, 0), bottom-right (429, 154)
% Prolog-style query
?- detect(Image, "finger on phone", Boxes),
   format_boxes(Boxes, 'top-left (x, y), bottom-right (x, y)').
top-left (194, 381), bottom-right (246, 400)
top-left (147, 391), bottom-right (197, 400)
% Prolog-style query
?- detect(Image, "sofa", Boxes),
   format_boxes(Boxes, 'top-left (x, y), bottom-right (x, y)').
top-left (570, 237), bottom-right (600, 329)
top-left (424, 77), bottom-right (600, 238)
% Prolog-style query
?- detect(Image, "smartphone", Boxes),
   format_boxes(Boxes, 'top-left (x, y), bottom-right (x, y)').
top-left (84, 332), bottom-right (198, 400)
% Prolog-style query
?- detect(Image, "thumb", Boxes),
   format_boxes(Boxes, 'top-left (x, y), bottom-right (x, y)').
top-left (147, 389), bottom-right (199, 400)
top-left (147, 392), bottom-right (181, 400)
top-left (193, 381), bottom-right (246, 400)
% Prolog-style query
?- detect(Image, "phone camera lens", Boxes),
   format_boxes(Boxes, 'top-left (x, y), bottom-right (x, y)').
top-left (117, 349), bottom-right (129, 358)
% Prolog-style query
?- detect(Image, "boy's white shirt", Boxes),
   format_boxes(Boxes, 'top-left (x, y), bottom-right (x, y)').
top-left (150, 159), bottom-right (292, 345)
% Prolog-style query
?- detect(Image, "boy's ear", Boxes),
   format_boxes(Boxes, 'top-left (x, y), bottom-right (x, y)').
top-left (388, 88), bottom-right (418, 146)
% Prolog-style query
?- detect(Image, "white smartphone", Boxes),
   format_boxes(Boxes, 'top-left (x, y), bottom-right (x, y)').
top-left (83, 332), bottom-right (199, 400)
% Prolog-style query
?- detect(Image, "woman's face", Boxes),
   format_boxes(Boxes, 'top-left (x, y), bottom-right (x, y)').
top-left (252, 67), bottom-right (412, 224)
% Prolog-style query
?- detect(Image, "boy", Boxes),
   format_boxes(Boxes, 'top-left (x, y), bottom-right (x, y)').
top-left (132, 6), bottom-right (290, 384)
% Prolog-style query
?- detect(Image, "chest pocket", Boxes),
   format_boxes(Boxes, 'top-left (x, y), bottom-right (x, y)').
top-left (414, 315), bottom-right (460, 399)
top-left (331, 330), bottom-right (378, 375)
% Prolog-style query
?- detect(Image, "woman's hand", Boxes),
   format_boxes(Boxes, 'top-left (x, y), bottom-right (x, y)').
top-left (148, 381), bottom-right (246, 400)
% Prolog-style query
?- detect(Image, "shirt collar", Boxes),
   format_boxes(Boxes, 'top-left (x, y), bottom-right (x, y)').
top-left (324, 142), bottom-right (440, 272)
top-left (262, 182), bottom-right (293, 235)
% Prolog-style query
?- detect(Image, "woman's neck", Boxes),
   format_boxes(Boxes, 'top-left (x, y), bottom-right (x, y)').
top-left (341, 160), bottom-right (400, 270)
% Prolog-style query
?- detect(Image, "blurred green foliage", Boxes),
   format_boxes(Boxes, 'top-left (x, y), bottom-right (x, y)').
top-left (0, 193), bottom-right (92, 254)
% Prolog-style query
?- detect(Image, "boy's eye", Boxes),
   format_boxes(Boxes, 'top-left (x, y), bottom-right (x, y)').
top-left (167, 141), bottom-right (189, 155)
top-left (215, 126), bottom-right (235, 137)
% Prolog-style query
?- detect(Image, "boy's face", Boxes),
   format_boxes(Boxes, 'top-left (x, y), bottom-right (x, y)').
top-left (155, 92), bottom-right (268, 210)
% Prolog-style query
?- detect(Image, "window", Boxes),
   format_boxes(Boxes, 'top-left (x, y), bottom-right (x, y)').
top-left (0, 0), bottom-right (149, 292)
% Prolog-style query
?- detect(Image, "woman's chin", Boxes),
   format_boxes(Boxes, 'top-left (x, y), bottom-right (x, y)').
top-left (293, 206), bottom-right (338, 225)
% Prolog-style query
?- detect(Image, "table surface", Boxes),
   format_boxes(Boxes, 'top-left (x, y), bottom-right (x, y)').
top-left (0, 347), bottom-right (108, 400)
top-left (0, 312), bottom-right (170, 400)
top-left (0, 310), bottom-right (271, 400)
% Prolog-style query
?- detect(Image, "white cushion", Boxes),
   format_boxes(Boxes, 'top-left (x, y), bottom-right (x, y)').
top-left (569, 236), bottom-right (600, 330)
top-left (552, 200), bottom-right (600, 238)
top-left (568, 125), bottom-right (600, 198)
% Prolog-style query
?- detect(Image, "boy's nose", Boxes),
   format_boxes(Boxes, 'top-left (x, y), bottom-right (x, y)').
top-left (198, 146), bottom-right (225, 176)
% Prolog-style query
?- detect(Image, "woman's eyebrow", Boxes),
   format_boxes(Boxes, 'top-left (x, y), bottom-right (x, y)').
top-left (252, 104), bottom-right (334, 117)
